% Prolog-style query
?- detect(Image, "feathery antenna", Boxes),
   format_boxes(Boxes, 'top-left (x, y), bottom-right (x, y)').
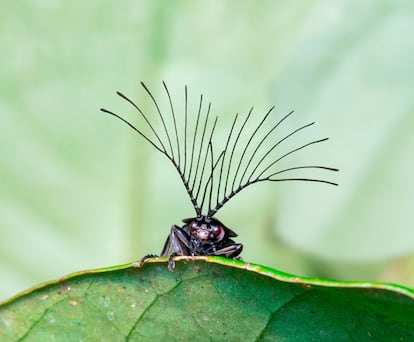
top-left (100, 82), bottom-right (338, 220)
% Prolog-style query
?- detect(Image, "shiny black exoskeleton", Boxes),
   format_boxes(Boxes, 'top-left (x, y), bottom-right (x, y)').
top-left (160, 216), bottom-right (242, 271)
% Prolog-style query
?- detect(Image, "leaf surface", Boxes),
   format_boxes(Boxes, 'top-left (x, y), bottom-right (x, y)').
top-left (1, 258), bottom-right (413, 341)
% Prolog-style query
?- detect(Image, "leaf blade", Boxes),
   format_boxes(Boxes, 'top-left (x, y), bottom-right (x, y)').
top-left (1, 258), bottom-right (413, 341)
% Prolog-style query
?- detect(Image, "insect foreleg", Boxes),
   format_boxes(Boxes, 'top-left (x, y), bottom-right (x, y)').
top-left (160, 225), bottom-right (194, 271)
top-left (161, 225), bottom-right (193, 257)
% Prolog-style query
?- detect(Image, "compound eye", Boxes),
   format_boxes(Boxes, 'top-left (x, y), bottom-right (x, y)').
top-left (210, 224), bottom-right (225, 242)
top-left (189, 221), bottom-right (199, 233)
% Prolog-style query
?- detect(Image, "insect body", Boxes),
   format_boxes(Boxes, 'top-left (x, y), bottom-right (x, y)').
top-left (160, 217), bottom-right (242, 270)
top-left (101, 82), bottom-right (338, 271)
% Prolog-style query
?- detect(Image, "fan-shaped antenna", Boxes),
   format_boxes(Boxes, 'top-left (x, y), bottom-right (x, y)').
top-left (100, 82), bottom-right (338, 220)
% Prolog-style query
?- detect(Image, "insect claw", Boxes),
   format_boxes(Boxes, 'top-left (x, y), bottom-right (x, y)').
top-left (168, 254), bottom-right (177, 272)
top-left (140, 254), bottom-right (159, 264)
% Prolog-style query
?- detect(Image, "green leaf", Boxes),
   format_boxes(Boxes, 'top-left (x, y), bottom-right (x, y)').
top-left (1, 258), bottom-right (413, 341)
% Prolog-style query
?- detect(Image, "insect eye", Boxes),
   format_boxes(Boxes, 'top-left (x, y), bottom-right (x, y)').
top-left (189, 221), bottom-right (203, 233)
top-left (210, 224), bottom-right (225, 242)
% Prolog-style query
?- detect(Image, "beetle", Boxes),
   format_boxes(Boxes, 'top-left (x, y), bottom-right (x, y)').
top-left (101, 82), bottom-right (338, 271)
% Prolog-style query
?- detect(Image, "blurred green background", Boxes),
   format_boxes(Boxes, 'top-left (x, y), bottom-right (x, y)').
top-left (1, 1), bottom-right (413, 301)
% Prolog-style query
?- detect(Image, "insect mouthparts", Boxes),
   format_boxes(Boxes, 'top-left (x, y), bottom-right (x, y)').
top-left (101, 81), bottom-right (338, 271)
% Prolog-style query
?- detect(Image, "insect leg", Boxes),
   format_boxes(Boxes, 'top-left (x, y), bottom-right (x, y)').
top-left (211, 243), bottom-right (243, 259)
top-left (160, 225), bottom-right (194, 271)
